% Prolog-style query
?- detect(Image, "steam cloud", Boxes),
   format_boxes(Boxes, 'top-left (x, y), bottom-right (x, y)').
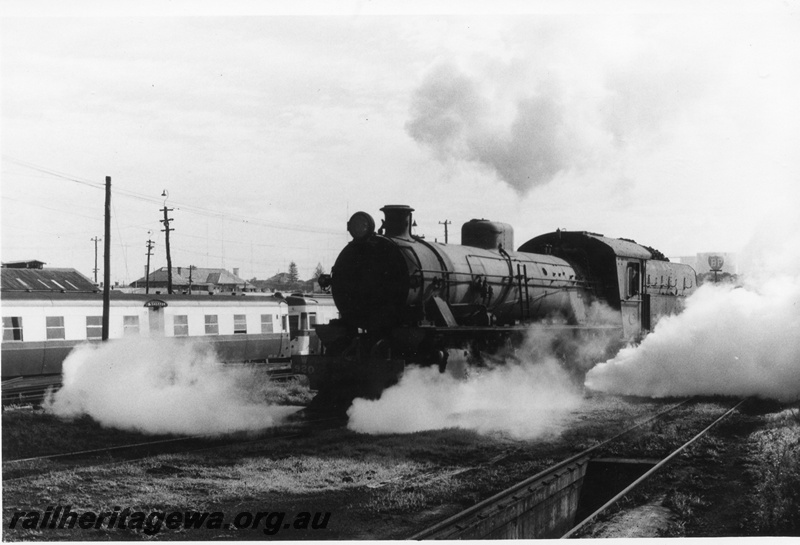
top-left (405, 45), bottom-right (707, 194)
top-left (347, 302), bottom-right (626, 439)
top-left (44, 337), bottom-right (299, 435)
top-left (586, 223), bottom-right (800, 402)
top-left (405, 63), bottom-right (575, 193)
top-left (347, 359), bottom-right (582, 439)
top-left (346, 321), bottom-right (604, 439)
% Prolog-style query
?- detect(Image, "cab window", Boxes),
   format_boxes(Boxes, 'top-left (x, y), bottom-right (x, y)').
top-left (626, 263), bottom-right (640, 298)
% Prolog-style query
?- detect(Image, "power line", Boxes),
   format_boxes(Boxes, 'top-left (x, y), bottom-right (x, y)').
top-left (2, 195), bottom-right (102, 221)
top-left (3, 156), bottom-right (342, 234)
top-left (3, 157), bottom-right (348, 280)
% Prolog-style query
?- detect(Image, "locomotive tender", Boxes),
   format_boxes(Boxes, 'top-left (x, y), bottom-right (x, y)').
top-left (292, 205), bottom-right (697, 399)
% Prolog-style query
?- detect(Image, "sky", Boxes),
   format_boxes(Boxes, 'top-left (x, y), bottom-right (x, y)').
top-left (2, 1), bottom-right (799, 285)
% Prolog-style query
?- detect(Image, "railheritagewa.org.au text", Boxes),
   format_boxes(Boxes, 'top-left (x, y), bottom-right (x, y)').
top-left (7, 506), bottom-right (331, 535)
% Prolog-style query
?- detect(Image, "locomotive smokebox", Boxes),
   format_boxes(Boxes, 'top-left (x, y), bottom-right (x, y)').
top-left (461, 219), bottom-right (514, 250)
top-left (380, 205), bottom-right (415, 239)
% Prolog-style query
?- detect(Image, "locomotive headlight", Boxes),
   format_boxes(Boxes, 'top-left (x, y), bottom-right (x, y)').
top-left (347, 211), bottom-right (375, 240)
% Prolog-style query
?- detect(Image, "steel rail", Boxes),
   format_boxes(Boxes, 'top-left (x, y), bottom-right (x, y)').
top-left (408, 398), bottom-right (690, 540)
top-left (560, 398), bottom-right (746, 539)
top-left (4, 434), bottom-right (214, 465)
top-left (4, 413), bottom-right (340, 465)
top-left (2, 366), bottom-right (297, 407)
top-left (2, 415), bottom-right (344, 483)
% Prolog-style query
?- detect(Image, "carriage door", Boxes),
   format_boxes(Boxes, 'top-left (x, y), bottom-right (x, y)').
top-left (620, 260), bottom-right (643, 341)
top-left (145, 299), bottom-right (167, 337)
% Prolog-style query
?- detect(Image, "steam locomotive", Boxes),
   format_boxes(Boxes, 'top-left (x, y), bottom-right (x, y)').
top-left (292, 205), bottom-right (697, 401)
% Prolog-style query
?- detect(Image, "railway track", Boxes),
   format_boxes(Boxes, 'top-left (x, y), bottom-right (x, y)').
top-left (409, 398), bottom-right (746, 540)
top-left (1, 375), bottom-right (61, 407)
top-left (1, 364), bottom-right (303, 407)
top-left (2, 412), bottom-right (345, 482)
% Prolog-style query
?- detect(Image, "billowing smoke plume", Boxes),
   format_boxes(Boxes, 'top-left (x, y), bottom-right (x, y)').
top-left (586, 218), bottom-right (800, 402)
top-left (405, 40), bottom-right (708, 194)
top-left (405, 63), bottom-right (577, 194)
top-left (45, 337), bottom-right (299, 435)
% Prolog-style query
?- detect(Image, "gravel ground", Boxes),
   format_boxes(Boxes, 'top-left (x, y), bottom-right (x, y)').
top-left (3, 396), bottom-right (797, 540)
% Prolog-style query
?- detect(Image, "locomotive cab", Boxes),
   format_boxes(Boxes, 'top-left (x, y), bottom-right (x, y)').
top-left (519, 231), bottom-right (697, 340)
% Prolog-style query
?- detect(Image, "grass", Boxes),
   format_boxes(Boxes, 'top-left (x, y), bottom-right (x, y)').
top-left (249, 375), bottom-right (315, 406)
top-left (2, 375), bottom-right (313, 461)
top-left (2, 409), bottom-right (168, 461)
top-left (2, 394), bottom-right (700, 540)
top-left (663, 490), bottom-right (707, 522)
top-left (744, 409), bottom-right (800, 535)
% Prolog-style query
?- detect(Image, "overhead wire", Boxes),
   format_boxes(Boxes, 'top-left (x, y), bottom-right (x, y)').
top-left (3, 156), bottom-right (343, 235)
top-left (3, 156), bottom-right (346, 279)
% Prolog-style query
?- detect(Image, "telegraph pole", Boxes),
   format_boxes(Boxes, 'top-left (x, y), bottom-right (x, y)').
top-left (145, 237), bottom-right (155, 294)
top-left (91, 236), bottom-right (101, 284)
top-left (160, 190), bottom-right (174, 294)
top-left (102, 177), bottom-right (111, 341)
top-left (188, 265), bottom-right (195, 295)
top-left (439, 220), bottom-right (451, 244)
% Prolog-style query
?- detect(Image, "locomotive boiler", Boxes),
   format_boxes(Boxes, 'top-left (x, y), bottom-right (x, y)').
top-left (293, 205), bottom-right (696, 401)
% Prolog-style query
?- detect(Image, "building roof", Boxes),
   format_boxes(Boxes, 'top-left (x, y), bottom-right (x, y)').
top-left (129, 267), bottom-right (255, 289)
top-left (2, 260), bottom-right (46, 269)
top-left (1, 267), bottom-right (98, 292)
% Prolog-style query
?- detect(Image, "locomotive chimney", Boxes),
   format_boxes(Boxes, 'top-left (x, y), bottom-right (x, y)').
top-left (380, 205), bottom-right (415, 239)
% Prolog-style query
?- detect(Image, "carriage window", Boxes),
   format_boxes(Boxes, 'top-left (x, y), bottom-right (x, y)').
top-left (123, 316), bottom-right (140, 336)
top-left (300, 312), bottom-right (309, 330)
top-left (3, 317), bottom-right (23, 342)
top-left (626, 263), bottom-right (640, 298)
top-left (282, 315), bottom-right (289, 333)
top-left (261, 314), bottom-right (274, 334)
top-left (174, 315), bottom-right (189, 336)
top-left (234, 314), bottom-right (247, 334)
top-left (46, 316), bottom-right (65, 340)
top-left (86, 316), bottom-right (102, 340)
top-left (204, 315), bottom-right (219, 335)
top-left (289, 315), bottom-right (299, 338)
top-left (309, 312), bottom-right (317, 326)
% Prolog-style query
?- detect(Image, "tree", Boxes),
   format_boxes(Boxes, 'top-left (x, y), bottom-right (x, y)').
top-left (313, 262), bottom-right (326, 280)
top-left (288, 261), bottom-right (299, 284)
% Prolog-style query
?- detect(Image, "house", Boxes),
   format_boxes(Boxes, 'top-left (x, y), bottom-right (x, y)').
top-left (128, 266), bottom-right (256, 294)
